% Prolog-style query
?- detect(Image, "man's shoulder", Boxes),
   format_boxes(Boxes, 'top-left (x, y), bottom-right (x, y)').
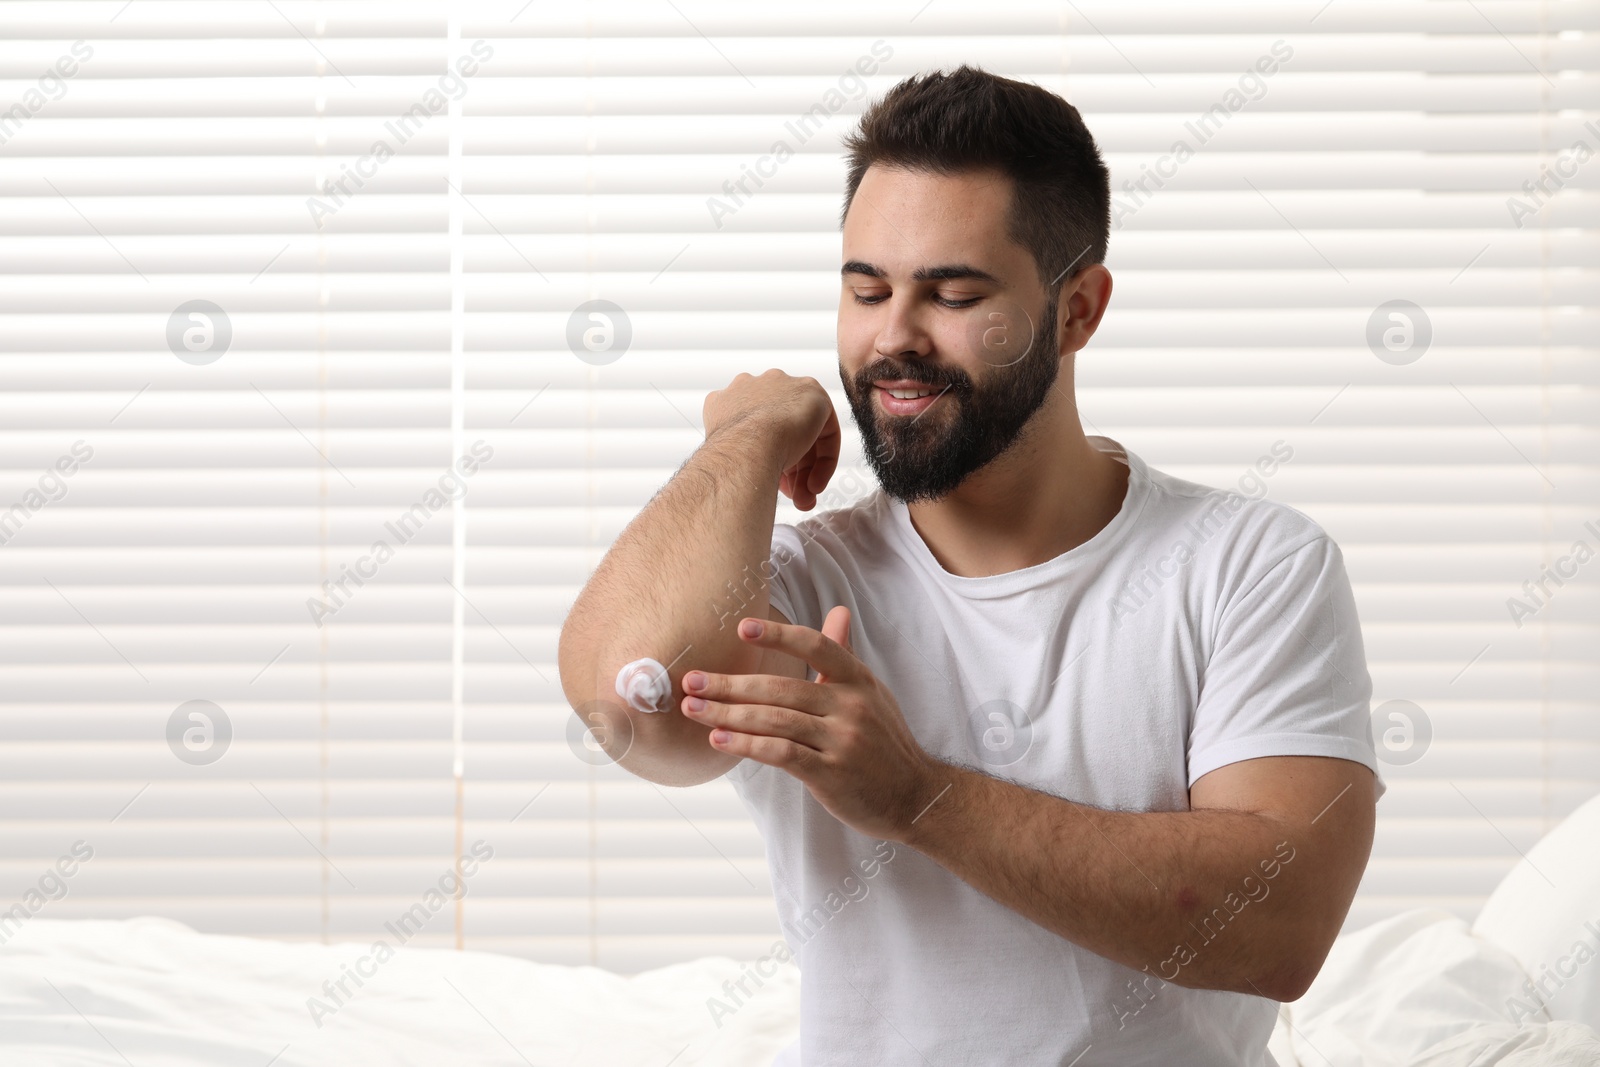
top-left (1135, 455), bottom-right (1336, 575)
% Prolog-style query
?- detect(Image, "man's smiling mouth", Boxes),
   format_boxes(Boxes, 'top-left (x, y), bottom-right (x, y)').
top-left (874, 383), bottom-right (948, 416)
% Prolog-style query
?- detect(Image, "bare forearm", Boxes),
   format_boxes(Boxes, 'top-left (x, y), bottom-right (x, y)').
top-left (558, 417), bottom-right (785, 781)
top-left (901, 762), bottom-right (1322, 1000)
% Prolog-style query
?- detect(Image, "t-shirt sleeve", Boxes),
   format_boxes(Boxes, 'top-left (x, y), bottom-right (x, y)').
top-left (1188, 533), bottom-right (1387, 800)
top-left (762, 522), bottom-right (819, 631)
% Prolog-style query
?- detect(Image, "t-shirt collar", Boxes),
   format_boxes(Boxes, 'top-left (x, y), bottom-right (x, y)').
top-left (883, 435), bottom-right (1150, 600)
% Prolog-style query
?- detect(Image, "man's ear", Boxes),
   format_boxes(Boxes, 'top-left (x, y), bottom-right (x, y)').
top-left (1059, 264), bottom-right (1113, 354)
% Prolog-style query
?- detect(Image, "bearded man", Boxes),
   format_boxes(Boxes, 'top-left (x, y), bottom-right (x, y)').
top-left (560, 65), bottom-right (1381, 1067)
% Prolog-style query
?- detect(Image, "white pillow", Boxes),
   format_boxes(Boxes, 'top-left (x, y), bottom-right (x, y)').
top-left (1472, 791), bottom-right (1600, 1031)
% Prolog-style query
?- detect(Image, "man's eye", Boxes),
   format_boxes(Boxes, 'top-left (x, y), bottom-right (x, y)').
top-left (852, 291), bottom-right (888, 305)
top-left (936, 294), bottom-right (981, 308)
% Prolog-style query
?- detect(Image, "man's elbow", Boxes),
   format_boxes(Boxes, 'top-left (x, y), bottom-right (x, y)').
top-left (555, 664), bottom-right (735, 788)
top-left (1253, 966), bottom-right (1314, 1004)
top-left (1252, 937), bottom-right (1335, 1002)
top-left (556, 616), bottom-right (598, 709)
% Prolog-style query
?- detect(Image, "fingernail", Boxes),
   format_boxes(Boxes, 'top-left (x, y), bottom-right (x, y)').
top-left (684, 696), bottom-right (706, 713)
top-left (711, 730), bottom-right (730, 744)
top-left (739, 618), bottom-right (763, 639)
top-left (684, 671), bottom-right (705, 692)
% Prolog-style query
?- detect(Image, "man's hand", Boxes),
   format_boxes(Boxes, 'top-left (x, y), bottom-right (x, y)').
top-left (678, 605), bottom-right (942, 841)
top-left (702, 369), bottom-right (842, 511)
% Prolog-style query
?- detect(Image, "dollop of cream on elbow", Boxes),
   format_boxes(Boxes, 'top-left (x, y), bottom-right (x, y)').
top-left (614, 658), bottom-right (672, 714)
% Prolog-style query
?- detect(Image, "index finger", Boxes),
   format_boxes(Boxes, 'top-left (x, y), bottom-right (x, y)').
top-left (807, 404), bottom-right (841, 495)
top-left (736, 616), bottom-right (858, 683)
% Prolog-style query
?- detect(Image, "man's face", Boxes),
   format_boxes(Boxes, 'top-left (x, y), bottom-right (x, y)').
top-left (837, 165), bottom-right (1061, 504)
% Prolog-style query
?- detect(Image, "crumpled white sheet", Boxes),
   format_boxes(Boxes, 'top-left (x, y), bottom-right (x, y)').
top-left (1411, 1022), bottom-right (1600, 1067)
top-left (3, 909), bottom-right (1598, 1066)
top-left (0, 917), bottom-right (799, 1067)
top-left (1272, 908), bottom-right (1600, 1067)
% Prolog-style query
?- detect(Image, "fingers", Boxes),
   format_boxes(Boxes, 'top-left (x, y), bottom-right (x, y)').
top-left (705, 728), bottom-right (821, 774)
top-left (819, 605), bottom-right (851, 650)
top-left (792, 447), bottom-right (821, 511)
top-left (682, 696), bottom-right (827, 748)
top-left (814, 606), bottom-right (852, 684)
top-left (781, 454), bottom-right (815, 510)
top-left (792, 458), bottom-right (815, 511)
top-left (788, 401), bottom-right (842, 510)
top-left (735, 614), bottom-right (859, 683)
top-left (807, 406), bottom-right (842, 495)
top-left (682, 668), bottom-right (826, 715)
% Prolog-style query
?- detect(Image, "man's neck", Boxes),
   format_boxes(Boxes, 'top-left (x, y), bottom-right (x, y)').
top-left (902, 393), bottom-right (1128, 579)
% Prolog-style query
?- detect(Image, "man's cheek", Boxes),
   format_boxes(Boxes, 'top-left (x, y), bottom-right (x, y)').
top-left (838, 314), bottom-right (879, 364)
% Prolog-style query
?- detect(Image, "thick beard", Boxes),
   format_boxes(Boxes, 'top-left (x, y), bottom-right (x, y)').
top-left (840, 297), bottom-right (1060, 504)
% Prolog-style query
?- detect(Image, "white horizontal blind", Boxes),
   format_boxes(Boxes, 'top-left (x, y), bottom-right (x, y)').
top-left (0, 0), bottom-right (1595, 975)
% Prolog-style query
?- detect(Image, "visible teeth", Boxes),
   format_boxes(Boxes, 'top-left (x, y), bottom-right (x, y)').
top-left (886, 388), bottom-right (934, 399)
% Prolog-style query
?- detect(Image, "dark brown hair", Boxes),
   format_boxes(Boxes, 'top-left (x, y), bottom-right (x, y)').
top-left (841, 65), bottom-right (1110, 294)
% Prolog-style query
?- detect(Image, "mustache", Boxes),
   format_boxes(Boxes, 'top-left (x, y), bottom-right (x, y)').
top-left (855, 360), bottom-right (971, 393)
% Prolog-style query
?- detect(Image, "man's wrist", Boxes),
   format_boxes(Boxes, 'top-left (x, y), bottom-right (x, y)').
top-left (703, 412), bottom-right (786, 483)
top-left (899, 756), bottom-right (963, 849)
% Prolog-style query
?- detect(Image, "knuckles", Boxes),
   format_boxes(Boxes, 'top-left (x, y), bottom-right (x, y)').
top-left (833, 724), bottom-right (863, 751)
top-left (774, 738), bottom-right (808, 768)
top-left (767, 676), bottom-right (806, 706)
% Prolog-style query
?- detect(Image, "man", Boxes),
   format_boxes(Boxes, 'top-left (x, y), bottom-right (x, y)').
top-left (559, 65), bottom-right (1383, 1065)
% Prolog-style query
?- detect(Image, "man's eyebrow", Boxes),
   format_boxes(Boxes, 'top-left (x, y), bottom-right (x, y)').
top-left (913, 264), bottom-right (1001, 285)
top-left (840, 261), bottom-right (1002, 286)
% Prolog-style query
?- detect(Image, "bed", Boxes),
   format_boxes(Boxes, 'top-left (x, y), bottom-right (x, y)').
top-left (4, 794), bottom-right (1598, 1067)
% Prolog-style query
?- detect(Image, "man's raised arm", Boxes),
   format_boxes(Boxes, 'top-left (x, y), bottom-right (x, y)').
top-left (556, 370), bottom-right (840, 786)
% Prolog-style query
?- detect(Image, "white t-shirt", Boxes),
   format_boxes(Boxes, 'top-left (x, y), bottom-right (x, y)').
top-left (725, 435), bottom-right (1385, 1066)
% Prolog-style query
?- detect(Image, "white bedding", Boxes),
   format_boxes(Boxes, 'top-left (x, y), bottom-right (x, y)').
top-left (0, 916), bottom-right (801, 1067)
top-left (1274, 910), bottom-right (1600, 1067)
top-left (2, 910), bottom-right (1597, 1067)
top-left (5, 795), bottom-right (1599, 1066)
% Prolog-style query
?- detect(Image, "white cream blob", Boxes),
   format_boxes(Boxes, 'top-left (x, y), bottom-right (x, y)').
top-left (614, 657), bottom-right (672, 714)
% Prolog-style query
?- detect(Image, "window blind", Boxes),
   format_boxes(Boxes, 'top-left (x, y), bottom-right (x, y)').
top-left (0, 0), bottom-right (1594, 975)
